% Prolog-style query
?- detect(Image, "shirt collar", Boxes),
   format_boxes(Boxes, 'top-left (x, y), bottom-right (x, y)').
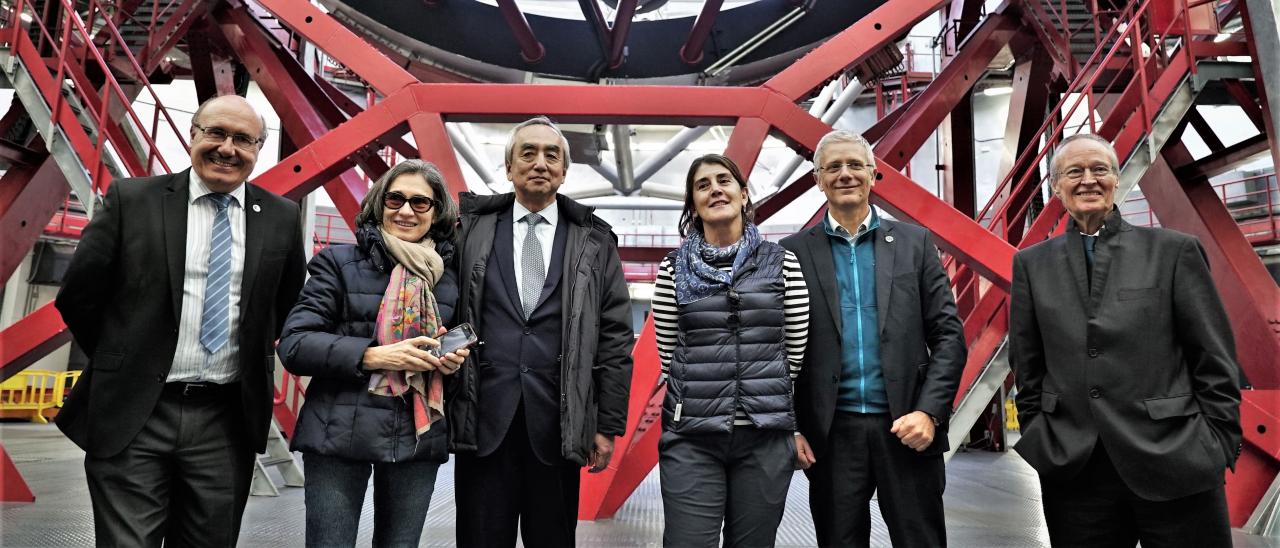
top-left (1078, 224), bottom-right (1104, 237)
top-left (825, 206), bottom-right (877, 237)
top-left (513, 198), bottom-right (559, 228)
top-left (188, 170), bottom-right (245, 207)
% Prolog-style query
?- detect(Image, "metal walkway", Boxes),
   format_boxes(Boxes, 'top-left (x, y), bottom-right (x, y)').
top-left (2, 423), bottom-right (1276, 547)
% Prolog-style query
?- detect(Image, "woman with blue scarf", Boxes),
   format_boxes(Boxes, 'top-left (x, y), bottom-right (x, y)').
top-left (651, 154), bottom-right (810, 547)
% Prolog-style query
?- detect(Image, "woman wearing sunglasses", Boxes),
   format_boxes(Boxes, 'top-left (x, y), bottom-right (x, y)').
top-left (277, 159), bottom-right (468, 546)
top-left (651, 154), bottom-right (810, 547)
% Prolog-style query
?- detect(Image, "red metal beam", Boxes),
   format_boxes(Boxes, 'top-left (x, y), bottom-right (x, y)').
top-left (0, 139), bottom-right (42, 168)
top-left (406, 112), bottom-right (469, 199)
top-left (996, 43), bottom-right (1054, 244)
top-left (579, 319), bottom-right (663, 519)
top-left (1175, 133), bottom-right (1271, 180)
top-left (1239, 0), bottom-right (1280, 178)
top-left (1223, 79), bottom-right (1267, 132)
top-left (1142, 150), bottom-right (1280, 391)
top-left (608, 0), bottom-right (639, 69)
top-left (0, 303), bottom-right (70, 384)
top-left (1230, 390), bottom-right (1280, 525)
top-left (679, 0), bottom-right (725, 65)
top-left (722, 117), bottom-right (771, 180)
top-left (187, 21), bottom-right (238, 103)
top-left (876, 12), bottom-right (1021, 170)
top-left (217, 2), bottom-right (386, 222)
top-left (1186, 108), bottom-right (1227, 152)
top-left (250, 0), bottom-right (419, 96)
top-left (495, 0), bottom-right (546, 64)
top-left (763, 0), bottom-right (951, 101)
top-left (0, 154), bottom-right (66, 282)
top-left (314, 76), bottom-right (419, 161)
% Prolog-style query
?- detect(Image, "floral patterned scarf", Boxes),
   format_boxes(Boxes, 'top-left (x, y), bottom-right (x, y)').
top-left (368, 231), bottom-right (445, 438)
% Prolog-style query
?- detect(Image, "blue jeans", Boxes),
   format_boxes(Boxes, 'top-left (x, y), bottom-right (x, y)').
top-left (302, 453), bottom-right (440, 548)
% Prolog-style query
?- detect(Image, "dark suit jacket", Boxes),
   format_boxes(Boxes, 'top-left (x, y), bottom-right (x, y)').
top-left (781, 216), bottom-right (967, 458)
top-left (475, 207), bottom-right (570, 463)
top-left (55, 169), bottom-right (306, 458)
top-left (1009, 211), bottom-right (1242, 501)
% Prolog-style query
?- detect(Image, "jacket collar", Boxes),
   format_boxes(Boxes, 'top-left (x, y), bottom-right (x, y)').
top-left (1065, 206), bottom-right (1128, 239)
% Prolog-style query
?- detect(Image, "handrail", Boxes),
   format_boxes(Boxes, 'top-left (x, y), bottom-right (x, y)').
top-left (6, 0), bottom-right (192, 191)
top-left (979, 0), bottom-right (1196, 242)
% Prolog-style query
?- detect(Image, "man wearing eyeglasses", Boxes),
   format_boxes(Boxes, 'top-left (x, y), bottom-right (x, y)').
top-left (55, 94), bottom-right (306, 546)
top-left (780, 129), bottom-right (966, 547)
top-left (448, 116), bottom-right (634, 547)
top-left (1009, 134), bottom-right (1242, 546)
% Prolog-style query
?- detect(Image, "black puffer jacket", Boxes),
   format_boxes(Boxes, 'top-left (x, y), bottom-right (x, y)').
top-left (278, 224), bottom-right (457, 463)
top-left (663, 242), bottom-right (795, 434)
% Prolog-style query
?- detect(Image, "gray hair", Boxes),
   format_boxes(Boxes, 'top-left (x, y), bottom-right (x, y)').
top-left (354, 159), bottom-right (458, 242)
top-left (1051, 133), bottom-right (1120, 178)
top-left (504, 116), bottom-right (572, 169)
top-left (813, 129), bottom-right (876, 172)
top-left (192, 95), bottom-right (269, 145)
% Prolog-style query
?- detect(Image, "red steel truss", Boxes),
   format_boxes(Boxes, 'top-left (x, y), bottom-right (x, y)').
top-left (0, 0), bottom-right (1276, 526)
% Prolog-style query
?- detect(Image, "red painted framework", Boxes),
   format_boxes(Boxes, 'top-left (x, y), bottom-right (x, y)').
top-left (0, 0), bottom-right (1275, 526)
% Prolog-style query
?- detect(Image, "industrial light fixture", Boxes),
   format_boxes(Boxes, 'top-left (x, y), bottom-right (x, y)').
top-left (982, 86), bottom-right (1013, 97)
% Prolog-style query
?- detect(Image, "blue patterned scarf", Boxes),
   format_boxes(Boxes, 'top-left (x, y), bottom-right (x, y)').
top-left (674, 223), bottom-right (762, 305)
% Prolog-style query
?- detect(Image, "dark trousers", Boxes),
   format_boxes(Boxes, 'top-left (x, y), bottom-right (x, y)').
top-left (805, 412), bottom-right (946, 548)
top-left (454, 406), bottom-right (580, 548)
top-left (1040, 443), bottom-right (1231, 548)
top-left (659, 427), bottom-right (795, 548)
top-left (84, 383), bottom-right (253, 548)
top-left (302, 453), bottom-right (441, 548)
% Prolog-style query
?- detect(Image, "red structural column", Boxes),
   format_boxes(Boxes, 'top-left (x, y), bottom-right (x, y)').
top-left (0, 154), bottom-right (67, 282)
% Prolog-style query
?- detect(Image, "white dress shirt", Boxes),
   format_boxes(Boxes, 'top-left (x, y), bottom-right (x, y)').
top-left (512, 199), bottom-right (558, 302)
top-left (167, 172), bottom-right (246, 383)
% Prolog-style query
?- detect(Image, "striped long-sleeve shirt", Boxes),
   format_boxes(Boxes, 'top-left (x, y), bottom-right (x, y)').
top-left (651, 251), bottom-right (810, 425)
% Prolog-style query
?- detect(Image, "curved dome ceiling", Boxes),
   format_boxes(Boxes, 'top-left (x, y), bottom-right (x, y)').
top-left (319, 0), bottom-right (883, 85)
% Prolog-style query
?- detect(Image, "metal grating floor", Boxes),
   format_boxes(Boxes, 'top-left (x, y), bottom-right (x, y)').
top-left (2, 422), bottom-right (1276, 547)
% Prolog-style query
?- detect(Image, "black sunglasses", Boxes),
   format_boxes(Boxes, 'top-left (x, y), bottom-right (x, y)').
top-left (383, 191), bottom-right (438, 213)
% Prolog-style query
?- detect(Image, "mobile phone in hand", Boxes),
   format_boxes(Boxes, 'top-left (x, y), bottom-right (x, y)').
top-left (431, 323), bottom-right (479, 358)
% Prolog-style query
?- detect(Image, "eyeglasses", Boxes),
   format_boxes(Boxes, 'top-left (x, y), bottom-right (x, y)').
top-left (1058, 165), bottom-right (1114, 182)
top-left (193, 124), bottom-right (264, 150)
top-left (383, 191), bottom-right (439, 214)
top-left (820, 161), bottom-right (872, 175)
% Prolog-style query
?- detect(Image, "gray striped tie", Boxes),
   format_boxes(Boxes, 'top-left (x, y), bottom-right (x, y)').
top-left (521, 213), bottom-right (545, 319)
top-left (199, 193), bottom-right (234, 353)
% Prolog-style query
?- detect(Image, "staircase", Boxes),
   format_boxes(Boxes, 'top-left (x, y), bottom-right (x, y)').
top-left (941, 0), bottom-right (1241, 460)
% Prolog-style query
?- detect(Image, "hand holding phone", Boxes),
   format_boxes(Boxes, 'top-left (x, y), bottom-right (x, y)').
top-left (431, 323), bottom-right (479, 358)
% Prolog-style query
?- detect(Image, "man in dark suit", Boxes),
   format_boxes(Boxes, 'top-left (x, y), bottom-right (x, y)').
top-left (55, 95), bottom-right (306, 546)
top-left (780, 129), bottom-right (967, 547)
top-left (1010, 133), bottom-right (1242, 547)
top-left (449, 116), bottom-right (634, 547)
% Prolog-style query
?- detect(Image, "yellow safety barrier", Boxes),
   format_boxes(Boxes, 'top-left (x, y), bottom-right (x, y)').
top-left (1004, 398), bottom-right (1020, 431)
top-left (0, 370), bottom-right (81, 423)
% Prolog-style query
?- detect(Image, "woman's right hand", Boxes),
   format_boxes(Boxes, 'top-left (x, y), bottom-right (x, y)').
top-left (362, 336), bottom-right (441, 372)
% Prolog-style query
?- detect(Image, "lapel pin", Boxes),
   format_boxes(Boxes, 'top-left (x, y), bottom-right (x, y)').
top-left (885, 235), bottom-right (894, 243)
top-left (252, 204), bottom-right (261, 213)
